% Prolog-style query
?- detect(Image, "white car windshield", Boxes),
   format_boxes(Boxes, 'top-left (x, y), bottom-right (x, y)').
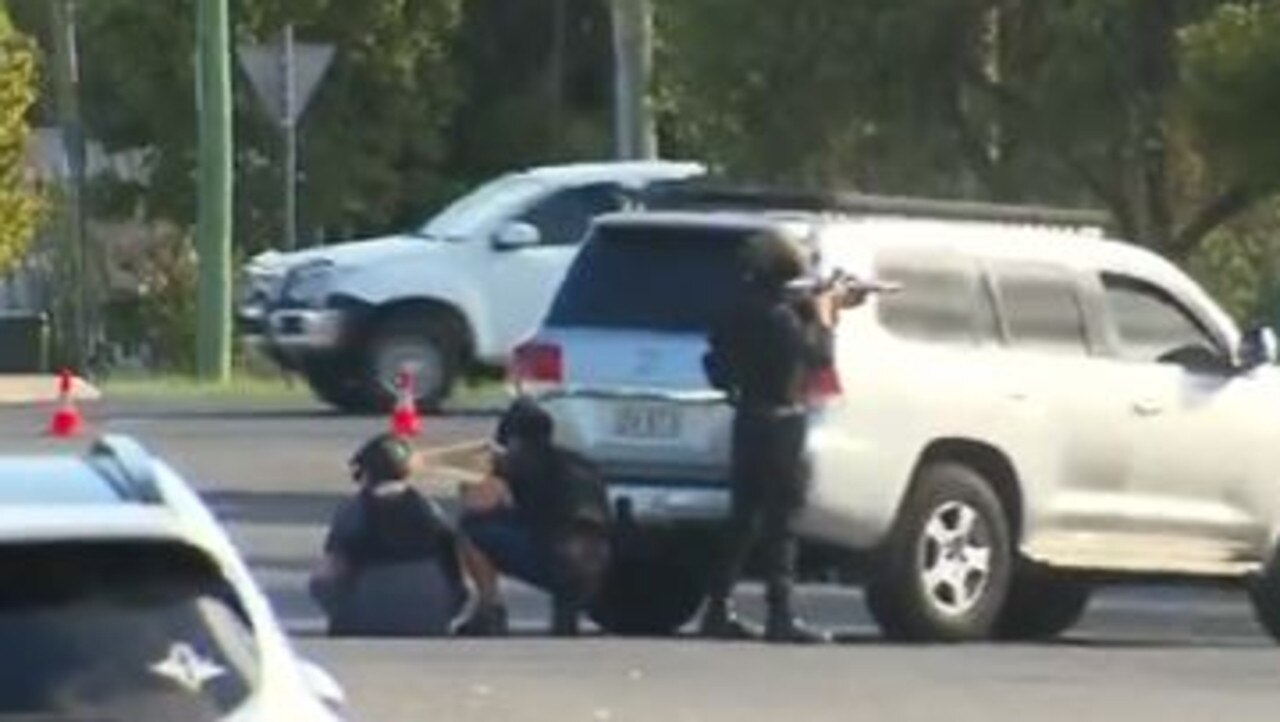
top-left (420, 175), bottom-right (547, 239)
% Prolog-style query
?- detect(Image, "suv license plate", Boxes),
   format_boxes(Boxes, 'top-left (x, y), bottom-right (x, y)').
top-left (612, 404), bottom-right (682, 440)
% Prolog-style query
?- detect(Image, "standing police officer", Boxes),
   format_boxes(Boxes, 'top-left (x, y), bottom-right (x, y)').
top-left (699, 228), bottom-right (858, 644)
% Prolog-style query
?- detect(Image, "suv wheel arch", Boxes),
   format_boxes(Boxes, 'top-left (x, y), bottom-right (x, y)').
top-left (907, 438), bottom-right (1024, 544)
top-left (355, 298), bottom-right (476, 412)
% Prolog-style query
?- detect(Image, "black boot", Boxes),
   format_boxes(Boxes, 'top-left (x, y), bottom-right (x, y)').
top-left (764, 585), bottom-right (829, 645)
top-left (699, 597), bottom-right (761, 640)
top-left (455, 602), bottom-right (509, 637)
top-left (552, 595), bottom-right (581, 637)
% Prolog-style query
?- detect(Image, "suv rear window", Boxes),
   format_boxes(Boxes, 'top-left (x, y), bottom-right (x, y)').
top-left (0, 541), bottom-right (258, 720)
top-left (546, 224), bottom-right (751, 332)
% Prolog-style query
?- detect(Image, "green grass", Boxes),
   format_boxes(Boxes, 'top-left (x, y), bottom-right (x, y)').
top-left (101, 372), bottom-right (311, 404)
top-left (102, 372), bottom-right (509, 409)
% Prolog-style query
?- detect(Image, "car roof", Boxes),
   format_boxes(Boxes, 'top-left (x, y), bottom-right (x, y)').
top-left (0, 437), bottom-right (208, 547)
top-left (595, 209), bottom-right (810, 234)
top-left (0, 504), bottom-right (193, 544)
top-left (590, 209), bottom-right (1237, 339)
top-left (513, 160), bottom-right (706, 187)
top-left (595, 209), bottom-right (1157, 276)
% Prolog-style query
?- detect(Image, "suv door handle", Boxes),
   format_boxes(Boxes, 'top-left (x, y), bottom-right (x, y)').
top-left (1132, 400), bottom-right (1163, 417)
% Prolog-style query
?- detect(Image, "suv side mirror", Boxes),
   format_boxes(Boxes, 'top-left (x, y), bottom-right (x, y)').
top-left (492, 221), bottom-right (541, 250)
top-left (1238, 326), bottom-right (1278, 371)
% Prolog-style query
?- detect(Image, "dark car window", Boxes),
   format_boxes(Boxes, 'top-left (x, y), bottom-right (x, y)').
top-left (875, 249), bottom-right (996, 346)
top-left (0, 541), bottom-right (259, 720)
top-left (994, 263), bottom-right (1089, 355)
top-left (546, 224), bottom-right (751, 331)
top-left (1102, 273), bottom-right (1224, 365)
top-left (519, 184), bottom-right (626, 246)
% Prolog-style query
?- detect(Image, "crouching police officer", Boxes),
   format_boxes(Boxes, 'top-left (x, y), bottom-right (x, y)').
top-left (700, 228), bottom-right (858, 644)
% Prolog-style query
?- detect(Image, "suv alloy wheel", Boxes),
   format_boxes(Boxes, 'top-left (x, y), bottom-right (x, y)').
top-left (866, 461), bottom-right (1014, 641)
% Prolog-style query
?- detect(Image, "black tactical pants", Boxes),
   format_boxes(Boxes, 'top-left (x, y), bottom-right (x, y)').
top-left (707, 408), bottom-right (809, 607)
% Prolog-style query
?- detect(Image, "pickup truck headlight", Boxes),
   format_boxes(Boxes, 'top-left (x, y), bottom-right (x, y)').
top-left (281, 262), bottom-right (336, 308)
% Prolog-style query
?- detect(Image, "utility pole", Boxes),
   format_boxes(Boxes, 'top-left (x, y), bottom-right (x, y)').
top-left (49, 0), bottom-right (88, 368)
top-left (611, 0), bottom-right (656, 160)
top-left (195, 0), bottom-right (233, 381)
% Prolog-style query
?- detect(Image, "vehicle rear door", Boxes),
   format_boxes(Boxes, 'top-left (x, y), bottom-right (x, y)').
top-left (987, 260), bottom-right (1136, 542)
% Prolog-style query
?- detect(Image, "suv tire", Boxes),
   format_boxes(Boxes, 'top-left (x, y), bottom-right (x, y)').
top-left (996, 562), bottom-right (1091, 640)
top-left (1247, 543), bottom-right (1280, 643)
top-left (362, 309), bottom-right (461, 413)
top-left (302, 360), bottom-right (367, 412)
top-left (589, 556), bottom-right (704, 636)
top-left (866, 461), bottom-right (1013, 642)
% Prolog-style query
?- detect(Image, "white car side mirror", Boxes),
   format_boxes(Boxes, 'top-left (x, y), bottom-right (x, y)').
top-left (493, 221), bottom-right (541, 250)
top-left (300, 659), bottom-right (347, 711)
top-left (1239, 326), bottom-right (1278, 371)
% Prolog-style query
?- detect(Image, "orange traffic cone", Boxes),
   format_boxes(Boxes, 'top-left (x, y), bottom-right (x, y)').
top-left (389, 368), bottom-right (422, 438)
top-left (47, 369), bottom-right (84, 439)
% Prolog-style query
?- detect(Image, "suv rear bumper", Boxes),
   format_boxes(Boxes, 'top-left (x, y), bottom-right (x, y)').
top-left (608, 482), bottom-right (730, 526)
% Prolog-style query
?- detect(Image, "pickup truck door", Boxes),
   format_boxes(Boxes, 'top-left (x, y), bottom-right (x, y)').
top-left (480, 183), bottom-right (626, 353)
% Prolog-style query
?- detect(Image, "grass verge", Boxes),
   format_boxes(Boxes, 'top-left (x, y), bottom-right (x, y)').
top-left (102, 372), bottom-right (509, 410)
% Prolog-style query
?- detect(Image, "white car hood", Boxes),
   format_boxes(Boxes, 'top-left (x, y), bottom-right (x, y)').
top-left (249, 235), bottom-right (444, 275)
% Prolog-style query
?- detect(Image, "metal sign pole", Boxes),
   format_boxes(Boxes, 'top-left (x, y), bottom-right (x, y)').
top-left (282, 25), bottom-right (298, 252)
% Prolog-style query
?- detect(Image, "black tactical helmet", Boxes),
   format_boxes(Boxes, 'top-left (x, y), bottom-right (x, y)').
top-left (349, 433), bottom-right (415, 483)
top-left (739, 228), bottom-right (809, 288)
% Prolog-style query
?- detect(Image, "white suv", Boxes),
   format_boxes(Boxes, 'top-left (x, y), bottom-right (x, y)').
top-left (239, 160), bottom-right (704, 412)
top-left (514, 199), bottom-right (1280, 641)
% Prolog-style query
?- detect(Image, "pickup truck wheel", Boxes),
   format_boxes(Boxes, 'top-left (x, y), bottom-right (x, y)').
top-left (1247, 543), bottom-right (1280, 643)
top-left (866, 462), bottom-right (1013, 642)
top-left (302, 362), bottom-right (367, 412)
top-left (364, 311), bottom-right (461, 413)
top-left (589, 557), bottom-right (704, 636)
top-left (996, 563), bottom-right (1091, 640)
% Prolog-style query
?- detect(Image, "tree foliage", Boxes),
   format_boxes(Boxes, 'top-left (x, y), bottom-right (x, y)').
top-left (0, 6), bottom-right (40, 277)
top-left (9, 0), bottom-right (1280, 329)
top-left (657, 0), bottom-right (1280, 263)
top-left (10, 0), bottom-right (463, 253)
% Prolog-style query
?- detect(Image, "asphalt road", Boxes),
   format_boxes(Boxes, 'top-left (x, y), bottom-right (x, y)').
top-left (1, 398), bottom-right (1278, 722)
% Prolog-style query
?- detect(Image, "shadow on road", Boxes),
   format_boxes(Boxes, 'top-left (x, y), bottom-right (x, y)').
top-left (203, 488), bottom-right (346, 526)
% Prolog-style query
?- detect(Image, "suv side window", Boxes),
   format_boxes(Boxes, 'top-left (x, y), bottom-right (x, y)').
top-left (993, 263), bottom-right (1089, 355)
top-left (518, 183), bottom-right (625, 246)
top-left (1101, 273), bottom-right (1225, 366)
top-left (874, 249), bottom-right (997, 345)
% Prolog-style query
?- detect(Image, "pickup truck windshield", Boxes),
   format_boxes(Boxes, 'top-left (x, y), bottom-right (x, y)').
top-left (420, 175), bottom-right (546, 239)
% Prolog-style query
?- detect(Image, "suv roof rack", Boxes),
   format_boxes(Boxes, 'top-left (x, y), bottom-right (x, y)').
top-left (87, 435), bottom-right (162, 504)
top-left (638, 183), bottom-right (1112, 230)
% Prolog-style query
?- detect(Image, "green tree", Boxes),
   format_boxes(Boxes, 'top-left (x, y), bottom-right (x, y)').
top-left (0, 5), bottom-right (40, 276)
top-left (447, 0), bottom-right (613, 182)
top-left (1179, 2), bottom-right (1280, 257)
top-left (656, 0), bottom-right (1279, 260)
top-left (10, 0), bottom-right (462, 252)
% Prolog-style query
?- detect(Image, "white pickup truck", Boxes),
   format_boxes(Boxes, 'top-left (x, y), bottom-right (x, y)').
top-left (238, 161), bottom-right (705, 411)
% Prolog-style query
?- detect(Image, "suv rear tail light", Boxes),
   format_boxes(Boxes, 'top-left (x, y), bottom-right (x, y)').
top-left (807, 365), bottom-right (843, 403)
top-left (510, 340), bottom-right (564, 391)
